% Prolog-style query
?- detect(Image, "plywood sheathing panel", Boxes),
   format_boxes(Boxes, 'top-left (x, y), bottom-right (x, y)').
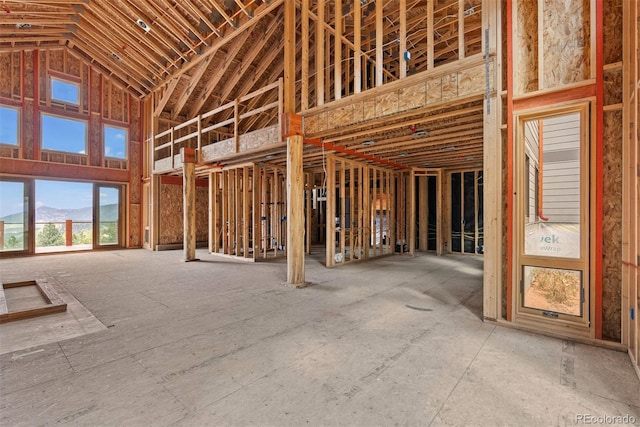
top-left (22, 102), bottom-right (34, 160)
top-left (158, 181), bottom-right (208, 245)
top-left (441, 73), bottom-right (458, 100)
top-left (48, 50), bottom-right (64, 74)
top-left (129, 203), bottom-right (141, 247)
top-left (604, 69), bottom-right (623, 106)
top-left (91, 71), bottom-right (101, 114)
top-left (239, 125), bottom-right (280, 152)
top-left (376, 92), bottom-right (398, 117)
top-left (602, 110), bottom-right (623, 341)
top-left (542, 0), bottom-right (590, 89)
top-left (24, 51), bottom-right (34, 99)
top-left (304, 59), bottom-right (490, 136)
top-left (603, 0), bottom-right (623, 65)
top-left (89, 115), bottom-right (102, 167)
top-left (0, 52), bottom-right (11, 98)
top-left (38, 51), bottom-right (46, 104)
top-left (514, 0), bottom-right (538, 94)
top-left (399, 83), bottom-right (426, 110)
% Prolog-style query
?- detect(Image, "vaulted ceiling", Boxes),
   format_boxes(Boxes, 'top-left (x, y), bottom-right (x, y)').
top-left (1, 0), bottom-right (485, 171)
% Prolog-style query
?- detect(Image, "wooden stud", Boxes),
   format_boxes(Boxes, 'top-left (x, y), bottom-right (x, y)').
top-left (419, 175), bottom-right (428, 251)
top-left (376, 0), bottom-right (383, 86)
top-left (316, 0), bottom-right (325, 106)
top-left (399, 0), bottom-right (407, 79)
top-left (335, 0), bottom-right (342, 100)
top-left (326, 155), bottom-right (336, 266)
top-left (354, 0), bottom-right (362, 94)
top-left (243, 166), bottom-right (250, 258)
top-left (339, 162), bottom-right (346, 260)
top-left (253, 164), bottom-right (261, 261)
top-left (302, 0), bottom-right (310, 111)
top-left (408, 169), bottom-right (416, 255)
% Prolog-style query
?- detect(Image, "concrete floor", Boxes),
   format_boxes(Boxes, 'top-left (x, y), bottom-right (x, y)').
top-left (0, 249), bottom-right (638, 426)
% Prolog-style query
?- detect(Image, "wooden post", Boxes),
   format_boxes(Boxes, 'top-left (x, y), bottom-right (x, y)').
top-left (482, 0), bottom-right (502, 321)
top-left (354, 0), bottom-right (362, 94)
top-left (0, 220), bottom-right (4, 250)
top-left (253, 164), bottom-right (261, 261)
top-left (316, 0), bottom-right (325, 105)
top-left (286, 134), bottom-right (305, 285)
top-left (436, 170), bottom-right (444, 256)
top-left (181, 147), bottom-right (197, 261)
top-left (306, 172), bottom-right (312, 254)
top-left (408, 170), bottom-right (416, 255)
top-left (65, 220), bottom-right (73, 246)
top-left (209, 171), bottom-right (218, 254)
top-left (326, 155), bottom-right (336, 266)
top-left (419, 176), bottom-right (428, 251)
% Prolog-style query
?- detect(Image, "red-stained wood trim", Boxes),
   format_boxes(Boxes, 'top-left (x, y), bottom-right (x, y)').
top-left (0, 158), bottom-right (129, 182)
top-left (160, 175), bottom-right (208, 187)
top-left (506, 0), bottom-right (514, 321)
top-left (513, 83), bottom-right (596, 111)
top-left (33, 50), bottom-right (40, 160)
top-left (48, 69), bottom-right (82, 83)
top-left (594, 0), bottom-right (604, 339)
top-left (304, 138), bottom-right (409, 170)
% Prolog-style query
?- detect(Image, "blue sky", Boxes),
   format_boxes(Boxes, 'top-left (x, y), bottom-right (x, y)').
top-left (0, 180), bottom-right (119, 218)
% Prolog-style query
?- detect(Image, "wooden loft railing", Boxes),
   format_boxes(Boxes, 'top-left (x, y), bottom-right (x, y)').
top-left (153, 79), bottom-right (283, 174)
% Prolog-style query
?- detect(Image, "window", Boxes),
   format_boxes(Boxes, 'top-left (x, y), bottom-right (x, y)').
top-left (0, 106), bottom-right (19, 145)
top-left (51, 78), bottom-right (80, 105)
top-left (41, 114), bottom-right (87, 154)
top-left (104, 125), bottom-right (128, 159)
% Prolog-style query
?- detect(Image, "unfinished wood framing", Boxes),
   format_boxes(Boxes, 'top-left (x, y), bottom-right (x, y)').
top-left (208, 164), bottom-right (287, 261)
top-left (0, 279), bottom-right (67, 324)
top-left (4, 0), bottom-right (637, 379)
top-left (324, 156), bottom-right (397, 267)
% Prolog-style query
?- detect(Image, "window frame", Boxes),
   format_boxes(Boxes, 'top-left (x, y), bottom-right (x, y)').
top-left (0, 104), bottom-right (20, 146)
top-left (50, 77), bottom-right (80, 106)
top-left (103, 124), bottom-right (129, 160)
top-left (40, 112), bottom-right (88, 155)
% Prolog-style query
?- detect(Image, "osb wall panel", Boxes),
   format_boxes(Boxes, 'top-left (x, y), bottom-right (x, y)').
top-left (604, 69), bottom-right (622, 106)
top-left (514, 0), bottom-right (538, 94)
top-left (130, 142), bottom-right (141, 204)
top-left (603, 0), bottom-right (623, 65)
top-left (159, 183), bottom-right (183, 244)
top-left (23, 51), bottom-right (34, 99)
top-left (602, 110), bottom-right (622, 341)
top-left (38, 51), bottom-right (47, 104)
top-left (90, 117), bottom-right (102, 167)
top-left (129, 204), bottom-right (141, 247)
top-left (303, 59), bottom-right (491, 136)
top-left (400, 83), bottom-right (425, 110)
top-left (0, 53), bottom-right (10, 97)
top-left (159, 182), bottom-right (208, 245)
top-left (22, 102), bottom-right (34, 160)
top-left (102, 81), bottom-right (129, 123)
top-left (542, 0), bottom-right (590, 89)
top-left (195, 186), bottom-right (208, 242)
top-left (376, 92), bottom-right (399, 117)
top-left (0, 51), bottom-right (22, 108)
top-left (239, 125), bottom-right (279, 152)
top-left (91, 71), bottom-right (101, 113)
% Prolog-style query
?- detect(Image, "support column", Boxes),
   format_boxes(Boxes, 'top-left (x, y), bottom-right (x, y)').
top-left (181, 147), bottom-right (197, 261)
top-left (283, 0), bottom-right (305, 286)
top-left (482, 0), bottom-right (502, 321)
top-left (287, 134), bottom-right (305, 286)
